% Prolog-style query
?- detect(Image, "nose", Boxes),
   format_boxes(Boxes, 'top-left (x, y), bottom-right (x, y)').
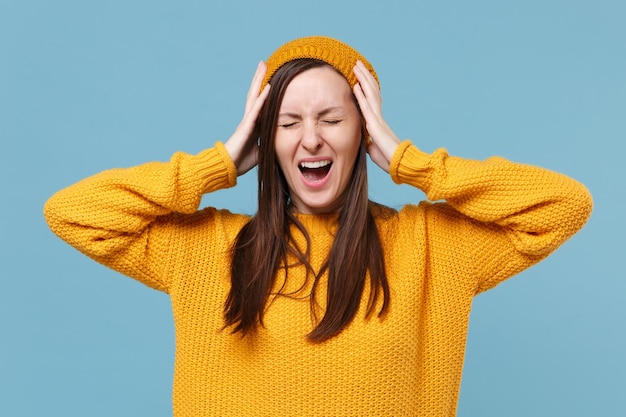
top-left (300, 121), bottom-right (323, 152)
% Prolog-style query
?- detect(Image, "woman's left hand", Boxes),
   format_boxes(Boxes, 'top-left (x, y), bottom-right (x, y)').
top-left (353, 60), bottom-right (401, 173)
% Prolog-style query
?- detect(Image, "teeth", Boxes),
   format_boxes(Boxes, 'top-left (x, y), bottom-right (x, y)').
top-left (299, 160), bottom-right (331, 169)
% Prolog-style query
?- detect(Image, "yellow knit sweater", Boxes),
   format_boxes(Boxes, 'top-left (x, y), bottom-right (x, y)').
top-left (44, 141), bottom-right (592, 416)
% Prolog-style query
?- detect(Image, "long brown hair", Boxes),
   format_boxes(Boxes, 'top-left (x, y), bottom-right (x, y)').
top-left (225, 59), bottom-right (389, 342)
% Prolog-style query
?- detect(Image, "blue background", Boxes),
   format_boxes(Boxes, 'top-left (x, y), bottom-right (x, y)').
top-left (2, 1), bottom-right (624, 415)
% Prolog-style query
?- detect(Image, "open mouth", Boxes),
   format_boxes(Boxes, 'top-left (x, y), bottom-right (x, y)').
top-left (299, 160), bottom-right (332, 182)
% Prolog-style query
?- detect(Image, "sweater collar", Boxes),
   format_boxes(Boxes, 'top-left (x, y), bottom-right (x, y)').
top-left (291, 212), bottom-right (339, 235)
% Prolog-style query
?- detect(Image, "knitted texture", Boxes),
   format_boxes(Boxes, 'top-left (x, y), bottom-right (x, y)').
top-left (262, 36), bottom-right (378, 89)
top-left (44, 141), bottom-right (592, 416)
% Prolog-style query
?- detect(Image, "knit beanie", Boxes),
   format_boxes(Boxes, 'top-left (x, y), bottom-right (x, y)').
top-left (262, 36), bottom-right (378, 89)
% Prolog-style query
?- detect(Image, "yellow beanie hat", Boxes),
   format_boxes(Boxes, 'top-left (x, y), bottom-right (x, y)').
top-left (262, 36), bottom-right (378, 89)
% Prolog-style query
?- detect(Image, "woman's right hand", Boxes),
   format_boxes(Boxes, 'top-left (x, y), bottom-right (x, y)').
top-left (224, 61), bottom-right (271, 176)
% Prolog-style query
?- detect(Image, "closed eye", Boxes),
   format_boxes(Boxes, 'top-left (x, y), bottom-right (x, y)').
top-left (279, 122), bottom-right (298, 128)
top-left (323, 119), bottom-right (342, 125)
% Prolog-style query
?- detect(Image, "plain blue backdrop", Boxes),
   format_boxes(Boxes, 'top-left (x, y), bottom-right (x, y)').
top-left (1, 1), bottom-right (624, 416)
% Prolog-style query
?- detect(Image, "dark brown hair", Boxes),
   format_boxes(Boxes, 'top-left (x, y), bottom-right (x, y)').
top-left (225, 59), bottom-right (389, 342)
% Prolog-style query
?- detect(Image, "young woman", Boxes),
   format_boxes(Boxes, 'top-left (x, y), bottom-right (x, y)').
top-left (44, 36), bottom-right (592, 416)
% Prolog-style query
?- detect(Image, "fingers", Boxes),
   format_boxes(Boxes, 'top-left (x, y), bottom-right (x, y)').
top-left (353, 61), bottom-right (382, 114)
top-left (354, 73), bottom-right (384, 145)
top-left (353, 83), bottom-right (374, 123)
top-left (224, 62), bottom-right (271, 177)
top-left (241, 62), bottom-right (271, 136)
top-left (353, 60), bottom-right (383, 137)
top-left (245, 61), bottom-right (268, 114)
top-left (242, 83), bottom-right (270, 128)
top-left (353, 62), bottom-right (401, 172)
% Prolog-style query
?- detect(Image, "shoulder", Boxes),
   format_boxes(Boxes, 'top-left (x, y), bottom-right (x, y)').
top-left (369, 201), bottom-right (422, 240)
top-left (372, 200), bottom-right (478, 237)
top-left (370, 200), bottom-right (434, 224)
top-left (161, 207), bottom-right (251, 240)
top-left (369, 200), bottom-right (398, 219)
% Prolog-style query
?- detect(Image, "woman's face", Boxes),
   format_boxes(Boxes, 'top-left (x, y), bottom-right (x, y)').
top-left (274, 65), bottom-right (362, 214)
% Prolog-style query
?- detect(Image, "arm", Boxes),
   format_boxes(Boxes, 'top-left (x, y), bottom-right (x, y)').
top-left (354, 61), bottom-right (593, 292)
top-left (391, 141), bottom-right (593, 292)
top-left (44, 144), bottom-right (237, 292)
top-left (44, 62), bottom-right (270, 292)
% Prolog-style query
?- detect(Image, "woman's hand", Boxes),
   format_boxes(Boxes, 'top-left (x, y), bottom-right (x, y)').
top-left (353, 60), bottom-right (401, 173)
top-left (224, 61), bottom-right (271, 176)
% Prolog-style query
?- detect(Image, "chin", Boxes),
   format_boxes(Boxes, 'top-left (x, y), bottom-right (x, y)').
top-left (298, 193), bottom-right (344, 214)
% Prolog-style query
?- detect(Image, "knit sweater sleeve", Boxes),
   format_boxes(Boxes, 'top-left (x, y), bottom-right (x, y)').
top-left (389, 140), bottom-right (593, 293)
top-left (43, 142), bottom-right (238, 293)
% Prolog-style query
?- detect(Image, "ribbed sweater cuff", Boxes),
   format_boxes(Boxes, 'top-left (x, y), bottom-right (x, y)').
top-left (191, 142), bottom-right (238, 194)
top-left (389, 140), bottom-right (433, 192)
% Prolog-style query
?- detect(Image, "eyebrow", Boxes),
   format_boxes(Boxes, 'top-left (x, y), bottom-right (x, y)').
top-left (278, 107), bottom-right (345, 119)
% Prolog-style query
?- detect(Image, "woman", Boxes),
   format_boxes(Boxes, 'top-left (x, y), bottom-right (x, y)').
top-left (44, 36), bottom-right (593, 416)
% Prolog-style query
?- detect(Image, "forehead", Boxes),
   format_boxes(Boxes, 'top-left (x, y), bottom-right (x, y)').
top-left (280, 66), bottom-right (353, 111)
